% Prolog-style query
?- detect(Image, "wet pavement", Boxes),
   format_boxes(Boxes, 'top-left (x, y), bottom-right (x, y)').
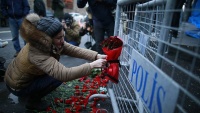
top-left (0, 27), bottom-right (92, 113)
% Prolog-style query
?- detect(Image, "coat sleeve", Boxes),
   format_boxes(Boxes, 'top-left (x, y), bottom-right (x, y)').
top-left (34, 0), bottom-right (46, 17)
top-left (0, 0), bottom-right (8, 17)
top-left (23, 0), bottom-right (30, 16)
top-left (61, 42), bottom-right (98, 61)
top-left (77, 0), bottom-right (88, 8)
top-left (58, 0), bottom-right (65, 9)
top-left (29, 49), bottom-right (92, 82)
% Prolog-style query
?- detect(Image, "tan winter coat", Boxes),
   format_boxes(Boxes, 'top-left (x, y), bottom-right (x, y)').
top-left (4, 14), bottom-right (98, 90)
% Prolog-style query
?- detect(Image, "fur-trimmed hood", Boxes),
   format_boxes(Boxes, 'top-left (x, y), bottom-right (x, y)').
top-left (20, 13), bottom-right (53, 53)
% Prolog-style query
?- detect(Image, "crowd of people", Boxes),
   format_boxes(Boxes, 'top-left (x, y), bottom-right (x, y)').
top-left (0, 0), bottom-right (116, 111)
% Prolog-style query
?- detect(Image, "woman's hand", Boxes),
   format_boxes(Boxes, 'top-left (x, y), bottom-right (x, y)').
top-left (90, 59), bottom-right (107, 68)
top-left (96, 54), bottom-right (107, 60)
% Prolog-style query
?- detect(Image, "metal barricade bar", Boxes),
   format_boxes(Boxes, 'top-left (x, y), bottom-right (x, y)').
top-left (112, 0), bottom-right (200, 113)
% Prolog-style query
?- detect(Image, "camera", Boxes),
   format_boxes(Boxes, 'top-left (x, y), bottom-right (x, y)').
top-left (65, 18), bottom-right (72, 27)
top-left (85, 21), bottom-right (91, 28)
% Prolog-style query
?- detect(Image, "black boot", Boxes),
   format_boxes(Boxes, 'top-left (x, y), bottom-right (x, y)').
top-left (25, 85), bottom-right (59, 111)
top-left (25, 99), bottom-right (51, 111)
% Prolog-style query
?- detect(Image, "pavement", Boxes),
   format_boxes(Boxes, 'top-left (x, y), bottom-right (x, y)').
top-left (0, 26), bottom-right (94, 113)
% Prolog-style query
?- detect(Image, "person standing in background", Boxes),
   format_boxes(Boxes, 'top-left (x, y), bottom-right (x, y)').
top-left (79, 7), bottom-right (96, 50)
top-left (34, 0), bottom-right (46, 17)
top-left (77, 0), bottom-right (117, 54)
top-left (170, 0), bottom-right (187, 38)
top-left (52, 0), bottom-right (65, 21)
top-left (1, 0), bottom-right (30, 57)
top-left (79, 15), bottom-right (96, 50)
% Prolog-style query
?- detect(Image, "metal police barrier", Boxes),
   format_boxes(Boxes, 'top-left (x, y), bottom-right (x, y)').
top-left (110, 0), bottom-right (200, 113)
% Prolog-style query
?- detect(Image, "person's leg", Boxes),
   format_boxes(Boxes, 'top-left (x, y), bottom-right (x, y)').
top-left (93, 25), bottom-right (105, 54)
top-left (7, 75), bottom-right (62, 97)
top-left (8, 18), bottom-right (21, 53)
top-left (25, 76), bottom-right (62, 111)
top-left (28, 76), bottom-right (62, 97)
top-left (105, 21), bottom-right (115, 37)
top-left (170, 0), bottom-right (186, 38)
top-left (18, 18), bottom-right (26, 45)
top-left (7, 75), bottom-right (62, 111)
top-left (0, 57), bottom-right (6, 82)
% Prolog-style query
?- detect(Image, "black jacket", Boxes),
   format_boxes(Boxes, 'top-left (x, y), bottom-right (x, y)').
top-left (77, 0), bottom-right (117, 26)
top-left (34, 0), bottom-right (46, 17)
top-left (1, 0), bottom-right (30, 19)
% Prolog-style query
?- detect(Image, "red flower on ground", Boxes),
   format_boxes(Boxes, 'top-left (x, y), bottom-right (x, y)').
top-left (54, 98), bottom-right (63, 104)
top-left (65, 99), bottom-right (72, 104)
top-left (65, 108), bottom-right (72, 113)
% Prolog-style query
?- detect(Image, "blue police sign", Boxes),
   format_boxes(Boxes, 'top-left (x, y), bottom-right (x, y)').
top-left (128, 49), bottom-right (179, 113)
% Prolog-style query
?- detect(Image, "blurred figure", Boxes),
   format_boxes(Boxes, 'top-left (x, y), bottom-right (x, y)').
top-left (79, 7), bottom-right (94, 38)
top-left (34, 0), bottom-right (46, 17)
top-left (0, 39), bottom-right (8, 79)
top-left (77, 0), bottom-right (117, 54)
top-left (170, 0), bottom-right (187, 38)
top-left (79, 16), bottom-right (94, 38)
top-left (0, 0), bottom-right (7, 27)
top-left (85, 7), bottom-right (93, 27)
top-left (0, 39), bottom-right (8, 81)
top-left (52, 0), bottom-right (65, 21)
top-left (79, 16), bottom-right (96, 50)
top-left (79, 7), bottom-right (96, 50)
top-left (0, 56), bottom-right (6, 82)
top-left (1, 0), bottom-right (30, 57)
top-left (61, 13), bottom-right (81, 46)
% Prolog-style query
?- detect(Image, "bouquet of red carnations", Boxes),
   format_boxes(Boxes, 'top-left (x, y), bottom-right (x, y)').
top-left (101, 36), bottom-right (123, 61)
top-left (101, 36), bottom-right (123, 84)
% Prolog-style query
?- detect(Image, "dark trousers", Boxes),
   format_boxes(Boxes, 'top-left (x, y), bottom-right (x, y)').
top-left (7, 75), bottom-right (62, 101)
top-left (93, 21), bottom-right (115, 54)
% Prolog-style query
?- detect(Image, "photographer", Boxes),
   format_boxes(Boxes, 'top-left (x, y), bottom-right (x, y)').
top-left (79, 16), bottom-right (94, 37)
top-left (79, 7), bottom-right (93, 36)
top-left (79, 16), bottom-right (96, 50)
top-left (62, 13), bottom-right (81, 46)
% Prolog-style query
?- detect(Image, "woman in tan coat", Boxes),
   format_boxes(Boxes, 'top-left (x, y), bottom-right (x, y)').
top-left (4, 13), bottom-right (106, 111)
